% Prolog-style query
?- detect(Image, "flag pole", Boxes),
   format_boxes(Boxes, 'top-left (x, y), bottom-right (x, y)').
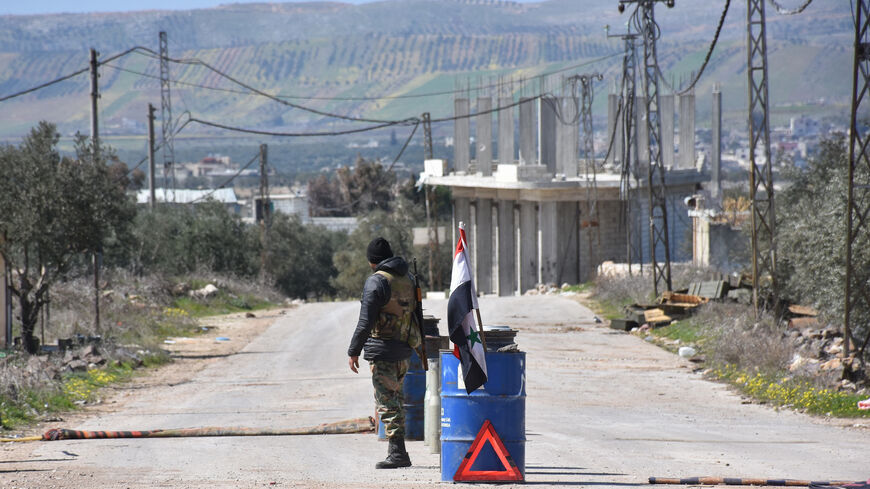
top-left (474, 309), bottom-right (487, 351)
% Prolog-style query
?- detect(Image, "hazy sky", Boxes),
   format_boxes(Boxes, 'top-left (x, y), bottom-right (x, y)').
top-left (1, 0), bottom-right (544, 16)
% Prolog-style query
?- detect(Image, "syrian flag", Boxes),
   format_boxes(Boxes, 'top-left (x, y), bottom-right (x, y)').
top-left (447, 222), bottom-right (487, 394)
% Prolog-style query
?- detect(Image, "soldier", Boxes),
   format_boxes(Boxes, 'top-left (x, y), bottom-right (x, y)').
top-left (347, 237), bottom-right (421, 469)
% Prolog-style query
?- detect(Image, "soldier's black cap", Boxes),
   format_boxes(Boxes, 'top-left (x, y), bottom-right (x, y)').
top-left (366, 237), bottom-right (393, 264)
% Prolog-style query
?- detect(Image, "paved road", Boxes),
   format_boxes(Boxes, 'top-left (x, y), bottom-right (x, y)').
top-left (3, 295), bottom-right (869, 488)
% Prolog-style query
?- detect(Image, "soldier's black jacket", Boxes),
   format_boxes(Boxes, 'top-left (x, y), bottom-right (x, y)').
top-left (347, 256), bottom-right (413, 362)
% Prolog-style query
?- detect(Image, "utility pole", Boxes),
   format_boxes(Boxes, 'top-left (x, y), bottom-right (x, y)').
top-left (89, 48), bottom-right (100, 157)
top-left (746, 0), bottom-right (776, 316)
top-left (147, 104), bottom-right (157, 210)
top-left (258, 144), bottom-right (270, 284)
top-left (619, 0), bottom-right (674, 295)
top-left (422, 112), bottom-right (441, 291)
top-left (577, 73), bottom-right (604, 280)
top-left (159, 31), bottom-right (176, 202)
top-left (845, 0), bottom-right (870, 357)
top-left (607, 26), bottom-right (641, 276)
top-left (89, 47), bottom-right (102, 335)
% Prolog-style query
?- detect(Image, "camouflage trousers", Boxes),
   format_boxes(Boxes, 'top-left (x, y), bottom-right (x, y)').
top-left (370, 359), bottom-right (409, 439)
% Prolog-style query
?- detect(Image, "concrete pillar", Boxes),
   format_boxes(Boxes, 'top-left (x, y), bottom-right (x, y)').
top-left (498, 97), bottom-right (514, 165)
top-left (636, 95), bottom-right (650, 168)
top-left (679, 92), bottom-right (696, 169)
top-left (518, 98), bottom-right (536, 166)
top-left (453, 197), bottom-right (471, 248)
top-left (539, 201), bottom-right (558, 285)
top-left (497, 200), bottom-right (516, 296)
top-left (518, 201), bottom-right (538, 292)
top-left (476, 97), bottom-right (493, 176)
top-left (711, 85), bottom-right (722, 203)
top-left (0, 252), bottom-right (6, 349)
top-left (579, 202), bottom-right (594, 282)
top-left (473, 199), bottom-right (493, 294)
top-left (607, 93), bottom-right (623, 166)
top-left (539, 97), bottom-right (558, 174)
top-left (660, 93), bottom-right (675, 168)
top-left (557, 97), bottom-right (578, 177)
top-left (454, 98), bottom-right (470, 173)
top-left (556, 202), bottom-right (580, 285)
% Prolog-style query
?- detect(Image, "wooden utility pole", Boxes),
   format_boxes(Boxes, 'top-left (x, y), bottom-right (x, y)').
top-left (148, 104), bottom-right (157, 210)
top-left (258, 144), bottom-right (270, 284)
top-left (422, 112), bottom-right (441, 291)
top-left (89, 47), bottom-right (101, 335)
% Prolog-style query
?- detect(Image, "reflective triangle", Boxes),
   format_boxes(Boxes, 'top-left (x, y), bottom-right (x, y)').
top-left (453, 419), bottom-right (523, 482)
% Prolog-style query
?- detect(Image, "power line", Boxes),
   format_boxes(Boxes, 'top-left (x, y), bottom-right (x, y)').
top-left (111, 51), bottom-right (622, 102)
top-left (189, 152), bottom-right (261, 204)
top-left (187, 115), bottom-right (412, 137)
top-left (662, 0), bottom-right (731, 95)
top-left (132, 47), bottom-right (417, 125)
top-left (768, 0), bottom-right (813, 15)
top-left (0, 47), bottom-right (147, 103)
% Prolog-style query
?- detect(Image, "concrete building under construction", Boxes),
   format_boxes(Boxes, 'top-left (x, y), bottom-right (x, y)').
top-left (420, 86), bottom-right (712, 296)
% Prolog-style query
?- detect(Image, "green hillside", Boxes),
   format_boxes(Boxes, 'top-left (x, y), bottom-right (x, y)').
top-left (0, 0), bottom-right (852, 142)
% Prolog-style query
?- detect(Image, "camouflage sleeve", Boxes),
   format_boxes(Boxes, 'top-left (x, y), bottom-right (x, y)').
top-left (347, 273), bottom-right (391, 357)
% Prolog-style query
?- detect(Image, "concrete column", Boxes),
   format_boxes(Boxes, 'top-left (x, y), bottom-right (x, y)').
top-left (711, 85), bottom-right (722, 203)
top-left (497, 97), bottom-right (515, 165)
top-left (607, 93), bottom-right (623, 166)
top-left (476, 97), bottom-right (493, 176)
top-left (539, 201), bottom-right (558, 285)
top-left (454, 98), bottom-right (470, 173)
top-left (557, 97), bottom-right (578, 177)
top-left (678, 92), bottom-right (696, 169)
top-left (636, 95), bottom-right (650, 168)
top-left (578, 202), bottom-right (594, 282)
top-left (660, 93), bottom-right (675, 168)
top-left (556, 201), bottom-right (580, 285)
top-left (497, 200), bottom-right (516, 296)
top-left (518, 201), bottom-right (538, 292)
top-left (539, 97), bottom-right (558, 174)
top-left (453, 197), bottom-right (471, 248)
top-left (0, 252), bottom-right (6, 349)
top-left (474, 199), bottom-right (493, 294)
top-left (518, 97), bottom-right (536, 166)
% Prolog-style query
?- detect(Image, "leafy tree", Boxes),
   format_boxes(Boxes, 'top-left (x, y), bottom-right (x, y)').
top-left (128, 201), bottom-right (259, 277)
top-left (331, 209), bottom-right (416, 299)
top-left (0, 122), bottom-right (135, 353)
top-left (776, 135), bottom-right (870, 355)
top-left (307, 173), bottom-right (344, 217)
top-left (267, 214), bottom-right (346, 299)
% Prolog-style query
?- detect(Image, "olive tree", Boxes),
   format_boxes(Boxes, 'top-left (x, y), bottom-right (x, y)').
top-left (0, 122), bottom-right (135, 353)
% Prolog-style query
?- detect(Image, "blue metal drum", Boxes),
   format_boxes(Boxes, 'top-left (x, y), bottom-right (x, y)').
top-left (377, 349), bottom-right (426, 440)
top-left (440, 350), bottom-right (526, 481)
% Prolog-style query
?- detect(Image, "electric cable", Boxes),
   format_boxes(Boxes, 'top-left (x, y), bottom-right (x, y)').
top-left (187, 116), bottom-right (411, 137)
top-left (768, 0), bottom-right (813, 15)
top-left (132, 47), bottom-right (418, 125)
top-left (189, 151), bottom-right (261, 204)
top-left (109, 51), bottom-right (622, 102)
top-left (0, 46), bottom-right (148, 103)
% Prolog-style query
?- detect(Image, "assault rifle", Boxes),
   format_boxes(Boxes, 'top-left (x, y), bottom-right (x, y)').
top-left (412, 258), bottom-right (428, 371)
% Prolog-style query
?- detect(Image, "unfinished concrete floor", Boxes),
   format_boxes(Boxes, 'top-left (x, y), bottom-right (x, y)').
top-left (1, 295), bottom-right (868, 488)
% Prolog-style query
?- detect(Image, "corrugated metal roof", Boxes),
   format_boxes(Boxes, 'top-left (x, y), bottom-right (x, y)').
top-left (136, 188), bottom-right (238, 205)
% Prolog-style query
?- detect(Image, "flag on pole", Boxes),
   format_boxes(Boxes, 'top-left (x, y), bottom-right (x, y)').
top-left (447, 222), bottom-right (487, 394)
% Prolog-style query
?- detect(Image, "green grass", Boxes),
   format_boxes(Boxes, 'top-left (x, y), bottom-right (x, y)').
top-left (653, 319), bottom-right (706, 345)
top-left (172, 293), bottom-right (277, 318)
top-left (0, 362), bottom-right (153, 430)
top-left (561, 283), bottom-right (593, 294)
top-left (709, 364), bottom-right (870, 418)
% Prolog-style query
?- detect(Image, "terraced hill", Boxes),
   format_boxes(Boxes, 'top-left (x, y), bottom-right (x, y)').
top-left (0, 0), bottom-right (852, 141)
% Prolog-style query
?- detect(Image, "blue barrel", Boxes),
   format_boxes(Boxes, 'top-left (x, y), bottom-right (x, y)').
top-left (440, 350), bottom-right (526, 481)
top-left (378, 349), bottom-right (426, 440)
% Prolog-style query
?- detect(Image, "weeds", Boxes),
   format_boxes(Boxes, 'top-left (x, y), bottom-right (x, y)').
top-left (710, 364), bottom-right (870, 418)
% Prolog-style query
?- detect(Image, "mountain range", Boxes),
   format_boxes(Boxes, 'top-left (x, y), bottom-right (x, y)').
top-left (0, 0), bottom-right (853, 146)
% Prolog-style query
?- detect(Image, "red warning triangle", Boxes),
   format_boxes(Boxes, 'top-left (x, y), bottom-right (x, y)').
top-left (453, 419), bottom-right (524, 482)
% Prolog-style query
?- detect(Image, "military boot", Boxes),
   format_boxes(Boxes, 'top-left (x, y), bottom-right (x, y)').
top-left (375, 437), bottom-right (411, 469)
